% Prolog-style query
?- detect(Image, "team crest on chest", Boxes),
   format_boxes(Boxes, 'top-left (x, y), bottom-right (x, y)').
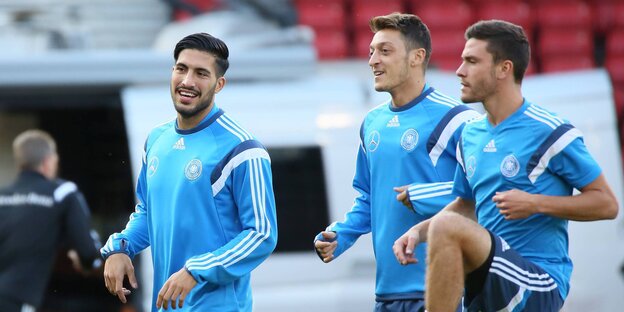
top-left (368, 131), bottom-right (380, 152)
top-left (400, 129), bottom-right (419, 151)
top-left (147, 156), bottom-right (159, 177)
top-left (500, 154), bottom-right (520, 178)
top-left (185, 159), bottom-right (202, 180)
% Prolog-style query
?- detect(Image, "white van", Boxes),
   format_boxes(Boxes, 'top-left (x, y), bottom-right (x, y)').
top-left (121, 67), bottom-right (624, 312)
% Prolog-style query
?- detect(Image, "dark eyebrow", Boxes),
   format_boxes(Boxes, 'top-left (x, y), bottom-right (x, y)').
top-left (175, 62), bottom-right (211, 75)
top-left (197, 67), bottom-right (211, 74)
top-left (462, 54), bottom-right (477, 61)
top-left (370, 41), bottom-right (394, 50)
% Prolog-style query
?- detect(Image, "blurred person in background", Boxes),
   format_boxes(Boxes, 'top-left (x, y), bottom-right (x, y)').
top-left (0, 129), bottom-right (101, 312)
top-left (393, 20), bottom-right (619, 312)
top-left (313, 12), bottom-right (479, 312)
top-left (101, 32), bottom-right (277, 311)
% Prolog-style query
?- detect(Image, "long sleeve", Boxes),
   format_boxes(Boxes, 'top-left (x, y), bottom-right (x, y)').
top-left (100, 155), bottom-right (151, 260)
top-left (184, 147), bottom-right (277, 285)
top-left (407, 181), bottom-right (455, 218)
top-left (58, 182), bottom-right (101, 268)
top-left (408, 105), bottom-right (477, 218)
top-left (318, 140), bottom-right (372, 259)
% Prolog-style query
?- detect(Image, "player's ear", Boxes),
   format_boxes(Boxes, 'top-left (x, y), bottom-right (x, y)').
top-left (497, 60), bottom-right (513, 80)
top-left (410, 48), bottom-right (426, 68)
top-left (215, 76), bottom-right (226, 94)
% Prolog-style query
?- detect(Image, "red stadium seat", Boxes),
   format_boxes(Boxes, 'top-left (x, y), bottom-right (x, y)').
top-left (592, 1), bottom-right (615, 35)
top-left (541, 55), bottom-right (595, 73)
top-left (296, 0), bottom-right (346, 29)
top-left (613, 2), bottom-right (624, 29)
top-left (606, 56), bottom-right (624, 86)
top-left (313, 29), bottom-right (349, 60)
top-left (351, 0), bottom-right (403, 31)
top-left (464, 0), bottom-right (505, 4)
top-left (354, 29), bottom-right (373, 59)
top-left (429, 55), bottom-right (461, 72)
top-left (538, 29), bottom-right (593, 59)
top-left (536, 1), bottom-right (592, 29)
top-left (607, 29), bottom-right (624, 58)
top-left (476, 1), bottom-right (533, 35)
top-left (430, 29), bottom-right (466, 58)
top-left (173, 0), bottom-right (218, 21)
top-left (613, 88), bottom-right (624, 121)
top-left (525, 61), bottom-right (537, 77)
top-left (411, 1), bottom-right (474, 30)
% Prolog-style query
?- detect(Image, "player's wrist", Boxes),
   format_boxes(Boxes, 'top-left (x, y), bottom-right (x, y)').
top-left (531, 194), bottom-right (543, 214)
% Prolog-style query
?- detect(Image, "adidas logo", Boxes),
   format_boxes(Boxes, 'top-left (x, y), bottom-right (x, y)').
top-left (483, 139), bottom-right (496, 152)
top-left (172, 137), bottom-right (185, 150)
top-left (386, 115), bottom-right (400, 127)
top-left (501, 237), bottom-right (511, 252)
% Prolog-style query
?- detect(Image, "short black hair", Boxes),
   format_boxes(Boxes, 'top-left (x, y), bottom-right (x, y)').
top-left (465, 20), bottom-right (530, 83)
top-left (173, 32), bottom-right (230, 77)
top-left (369, 12), bottom-right (432, 67)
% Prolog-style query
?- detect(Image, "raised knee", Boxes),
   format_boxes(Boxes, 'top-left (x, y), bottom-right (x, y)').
top-left (428, 211), bottom-right (464, 241)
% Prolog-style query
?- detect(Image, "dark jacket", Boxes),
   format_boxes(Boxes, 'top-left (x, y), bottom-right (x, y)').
top-left (0, 171), bottom-right (99, 307)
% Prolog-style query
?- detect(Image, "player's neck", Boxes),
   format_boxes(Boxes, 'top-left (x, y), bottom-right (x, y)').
top-left (390, 77), bottom-right (426, 108)
top-left (484, 87), bottom-right (523, 126)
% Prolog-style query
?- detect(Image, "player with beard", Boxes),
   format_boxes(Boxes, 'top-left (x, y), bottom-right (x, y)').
top-left (101, 33), bottom-right (278, 311)
top-left (314, 13), bottom-right (479, 311)
top-left (393, 20), bottom-right (618, 311)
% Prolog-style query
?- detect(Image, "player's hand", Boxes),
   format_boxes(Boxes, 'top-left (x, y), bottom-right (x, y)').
top-left (67, 249), bottom-right (84, 273)
top-left (393, 226), bottom-right (420, 265)
top-left (493, 189), bottom-right (538, 220)
top-left (314, 231), bottom-right (338, 263)
top-left (393, 185), bottom-right (414, 211)
top-left (103, 253), bottom-right (136, 303)
top-left (156, 267), bottom-right (197, 310)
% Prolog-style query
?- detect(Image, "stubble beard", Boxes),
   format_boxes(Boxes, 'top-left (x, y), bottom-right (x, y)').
top-left (173, 84), bottom-right (216, 118)
top-left (461, 69), bottom-right (497, 103)
top-left (175, 93), bottom-right (213, 118)
top-left (375, 60), bottom-right (410, 94)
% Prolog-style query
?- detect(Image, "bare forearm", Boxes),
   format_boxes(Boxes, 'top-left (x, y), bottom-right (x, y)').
top-left (534, 189), bottom-right (618, 221)
top-left (495, 175), bottom-right (618, 221)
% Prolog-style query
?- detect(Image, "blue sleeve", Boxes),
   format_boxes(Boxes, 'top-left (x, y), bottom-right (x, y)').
top-left (427, 105), bottom-right (481, 167)
top-left (184, 148), bottom-right (277, 285)
top-left (100, 150), bottom-right (151, 260)
top-left (401, 106), bottom-right (477, 218)
top-left (452, 137), bottom-right (474, 200)
top-left (527, 124), bottom-right (601, 189)
top-left (452, 164), bottom-right (473, 200)
top-left (316, 139), bottom-right (371, 259)
top-left (547, 137), bottom-right (602, 189)
top-left (407, 181), bottom-right (455, 218)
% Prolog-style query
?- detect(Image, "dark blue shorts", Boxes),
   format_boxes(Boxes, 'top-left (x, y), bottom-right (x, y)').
top-left (375, 292), bottom-right (461, 312)
top-left (464, 231), bottom-right (564, 312)
top-left (374, 299), bottom-right (425, 312)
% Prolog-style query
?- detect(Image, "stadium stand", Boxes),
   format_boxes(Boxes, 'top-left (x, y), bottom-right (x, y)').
top-left (293, 0), bottom-right (624, 121)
